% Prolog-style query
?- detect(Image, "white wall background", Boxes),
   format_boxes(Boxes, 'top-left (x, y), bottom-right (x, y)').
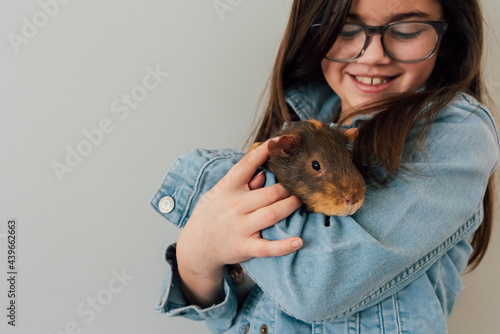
top-left (0, 1), bottom-right (498, 333)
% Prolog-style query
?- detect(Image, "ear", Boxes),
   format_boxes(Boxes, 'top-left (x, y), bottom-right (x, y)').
top-left (268, 135), bottom-right (301, 158)
top-left (343, 128), bottom-right (359, 143)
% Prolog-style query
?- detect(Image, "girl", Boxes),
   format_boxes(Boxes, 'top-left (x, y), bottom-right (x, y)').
top-left (151, 0), bottom-right (499, 332)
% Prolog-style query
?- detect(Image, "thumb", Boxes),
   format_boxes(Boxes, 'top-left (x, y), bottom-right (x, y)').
top-left (249, 237), bottom-right (303, 258)
top-left (248, 171), bottom-right (266, 190)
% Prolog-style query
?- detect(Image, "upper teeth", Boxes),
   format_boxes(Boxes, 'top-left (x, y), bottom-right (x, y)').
top-left (355, 76), bottom-right (388, 85)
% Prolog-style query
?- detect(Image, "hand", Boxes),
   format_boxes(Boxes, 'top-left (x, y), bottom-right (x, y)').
top-left (176, 139), bottom-right (303, 306)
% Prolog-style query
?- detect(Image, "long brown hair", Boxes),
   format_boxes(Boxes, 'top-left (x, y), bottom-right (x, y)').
top-left (249, 0), bottom-right (495, 270)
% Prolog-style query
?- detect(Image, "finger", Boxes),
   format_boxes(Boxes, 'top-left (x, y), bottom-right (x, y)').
top-left (246, 195), bottom-right (302, 232)
top-left (224, 139), bottom-right (273, 187)
top-left (246, 142), bottom-right (262, 154)
top-left (247, 237), bottom-right (303, 258)
top-left (248, 171), bottom-right (266, 190)
top-left (243, 183), bottom-right (293, 213)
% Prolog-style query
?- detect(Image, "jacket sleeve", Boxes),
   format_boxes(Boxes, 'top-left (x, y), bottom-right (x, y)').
top-left (151, 95), bottom-right (499, 323)
top-left (240, 96), bottom-right (499, 322)
top-left (154, 243), bottom-right (238, 333)
top-left (151, 149), bottom-right (245, 333)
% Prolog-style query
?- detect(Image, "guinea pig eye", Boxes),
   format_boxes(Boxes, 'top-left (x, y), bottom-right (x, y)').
top-left (312, 160), bottom-right (322, 172)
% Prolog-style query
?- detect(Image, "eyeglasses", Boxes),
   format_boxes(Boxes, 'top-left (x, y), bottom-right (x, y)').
top-left (313, 21), bottom-right (447, 63)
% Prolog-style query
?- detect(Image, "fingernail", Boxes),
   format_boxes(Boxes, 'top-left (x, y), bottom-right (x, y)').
top-left (291, 239), bottom-right (303, 248)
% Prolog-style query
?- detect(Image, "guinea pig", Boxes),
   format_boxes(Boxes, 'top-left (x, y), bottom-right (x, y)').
top-left (250, 119), bottom-right (366, 216)
top-left (229, 120), bottom-right (366, 302)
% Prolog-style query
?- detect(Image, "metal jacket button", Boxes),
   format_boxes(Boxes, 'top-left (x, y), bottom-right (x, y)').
top-left (159, 196), bottom-right (175, 213)
top-left (260, 324), bottom-right (268, 333)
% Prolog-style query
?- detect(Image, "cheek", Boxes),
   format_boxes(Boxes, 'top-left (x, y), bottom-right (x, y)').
top-left (401, 57), bottom-right (437, 91)
top-left (321, 60), bottom-right (345, 93)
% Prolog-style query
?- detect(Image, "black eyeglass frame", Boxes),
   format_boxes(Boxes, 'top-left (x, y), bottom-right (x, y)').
top-left (312, 21), bottom-right (448, 64)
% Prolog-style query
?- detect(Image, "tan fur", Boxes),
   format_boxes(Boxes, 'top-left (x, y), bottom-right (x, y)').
top-left (247, 142), bottom-right (262, 153)
top-left (246, 121), bottom-right (365, 216)
top-left (306, 119), bottom-right (323, 129)
top-left (344, 128), bottom-right (359, 143)
top-left (308, 192), bottom-right (347, 216)
top-left (309, 190), bottom-right (364, 216)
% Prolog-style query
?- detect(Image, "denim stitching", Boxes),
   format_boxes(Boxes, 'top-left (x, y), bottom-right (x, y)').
top-left (328, 210), bottom-right (479, 321)
top-left (432, 257), bottom-right (442, 291)
top-left (239, 285), bottom-right (261, 328)
top-left (286, 93), bottom-right (313, 120)
top-left (179, 152), bottom-right (244, 226)
top-left (393, 294), bottom-right (403, 334)
top-left (378, 302), bottom-right (384, 334)
top-left (347, 312), bottom-right (359, 333)
top-left (313, 321), bottom-right (323, 334)
top-left (168, 149), bottom-right (483, 323)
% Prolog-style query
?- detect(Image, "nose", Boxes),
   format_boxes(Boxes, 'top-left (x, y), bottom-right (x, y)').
top-left (344, 197), bottom-right (359, 205)
top-left (358, 34), bottom-right (391, 64)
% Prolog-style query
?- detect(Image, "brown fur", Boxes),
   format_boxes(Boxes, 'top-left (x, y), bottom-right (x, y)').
top-left (248, 0), bottom-right (493, 270)
top-left (230, 121), bottom-right (366, 300)
top-left (251, 120), bottom-right (365, 216)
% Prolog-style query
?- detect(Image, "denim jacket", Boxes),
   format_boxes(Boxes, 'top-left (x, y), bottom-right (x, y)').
top-left (151, 78), bottom-right (499, 334)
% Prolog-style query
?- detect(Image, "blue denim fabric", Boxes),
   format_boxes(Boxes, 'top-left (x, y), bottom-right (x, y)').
top-left (151, 78), bottom-right (499, 333)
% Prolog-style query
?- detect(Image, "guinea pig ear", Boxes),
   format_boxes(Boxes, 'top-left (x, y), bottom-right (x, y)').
top-left (268, 135), bottom-right (301, 158)
top-left (343, 128), bottom-right (359, 143)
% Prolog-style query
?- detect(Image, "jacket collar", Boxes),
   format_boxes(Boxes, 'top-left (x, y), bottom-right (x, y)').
top-left (284, 75), bottom-right (375, 128)
top-left (285, 76), bottom-right (341, 123)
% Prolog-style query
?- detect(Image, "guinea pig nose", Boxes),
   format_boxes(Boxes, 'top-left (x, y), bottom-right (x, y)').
top-left (344, 197), bottom-right (359, 205)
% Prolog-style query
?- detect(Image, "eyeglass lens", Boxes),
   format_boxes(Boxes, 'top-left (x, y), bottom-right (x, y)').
top-left (327, 22), bottom-right (440, 62)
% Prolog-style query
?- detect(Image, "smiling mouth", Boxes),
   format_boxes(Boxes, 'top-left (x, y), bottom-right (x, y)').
top-left (354, 75), bottom-right (396, 85)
